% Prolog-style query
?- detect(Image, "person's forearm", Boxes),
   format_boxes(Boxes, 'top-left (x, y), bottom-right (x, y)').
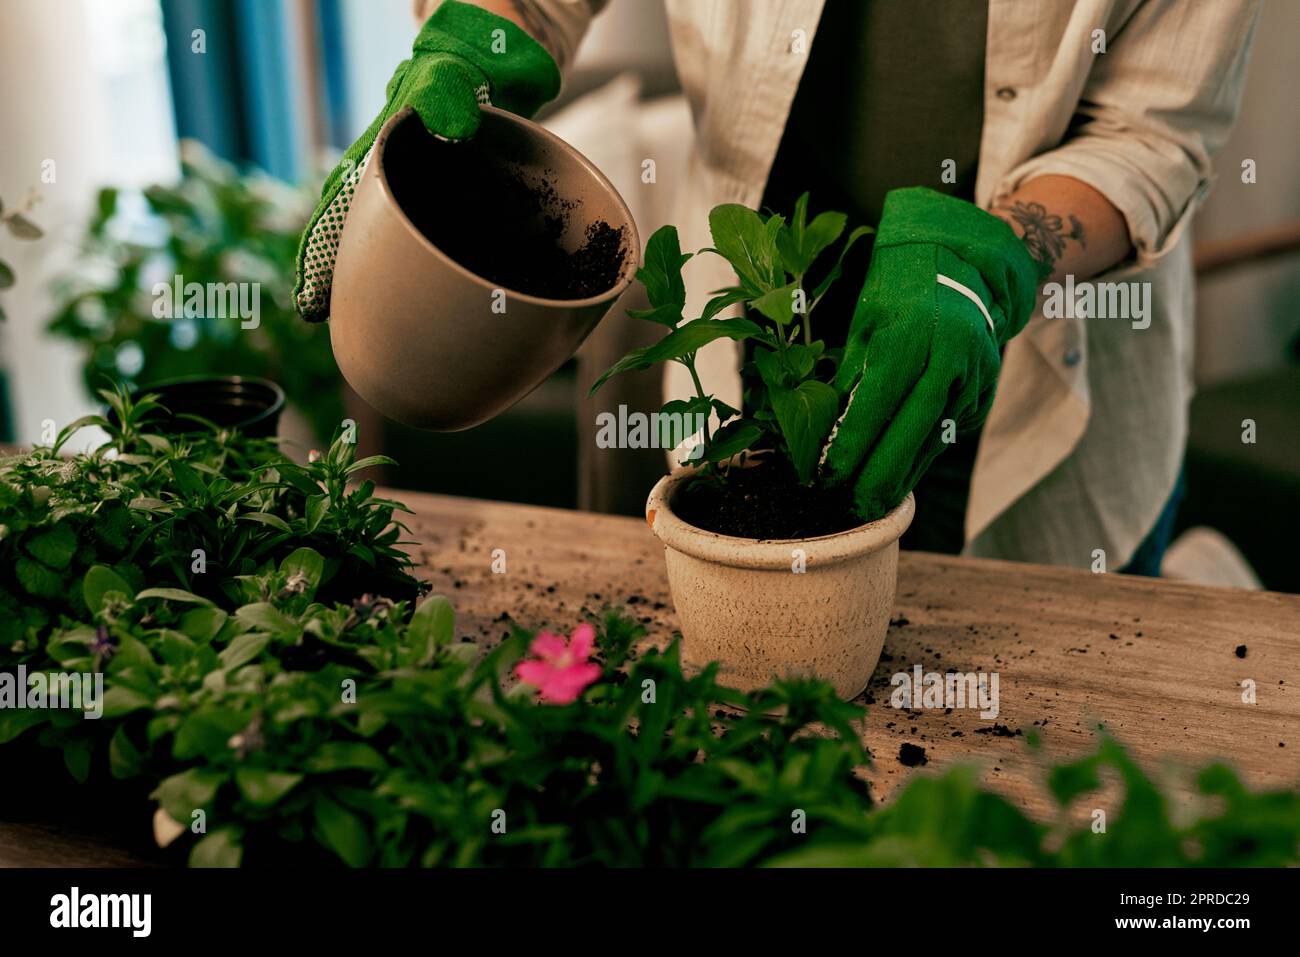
top-left (990, 175), bottom-right (1132, 286)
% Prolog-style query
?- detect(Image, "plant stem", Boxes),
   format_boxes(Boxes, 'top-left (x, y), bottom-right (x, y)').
top-left (684, 355), bottom-right (712, 444)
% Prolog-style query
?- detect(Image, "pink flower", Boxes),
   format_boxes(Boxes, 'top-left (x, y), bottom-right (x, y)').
top-left (514, 623), bottom-right (601, 705)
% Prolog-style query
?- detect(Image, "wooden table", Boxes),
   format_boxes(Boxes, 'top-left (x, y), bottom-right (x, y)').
top-left (4, 490), bottom-right (1297, 865)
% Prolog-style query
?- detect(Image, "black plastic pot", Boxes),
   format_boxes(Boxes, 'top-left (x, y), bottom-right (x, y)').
top-left (113, 375), bottom-right (286, 438)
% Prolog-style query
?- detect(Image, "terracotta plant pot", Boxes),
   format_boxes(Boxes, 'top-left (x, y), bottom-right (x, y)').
top-left (329, 106), bottom-right (639, 431)
top-left (646, 469), bottom-right (915, 700)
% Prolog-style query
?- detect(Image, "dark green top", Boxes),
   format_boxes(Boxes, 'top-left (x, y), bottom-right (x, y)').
top-left (762, 0), bottom-right (988, 348)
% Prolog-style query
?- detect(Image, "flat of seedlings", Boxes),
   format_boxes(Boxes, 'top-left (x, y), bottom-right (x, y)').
top-left (4, 489), bottom-right (1297, 864)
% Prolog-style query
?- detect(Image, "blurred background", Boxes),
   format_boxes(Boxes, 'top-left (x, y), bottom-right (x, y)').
top-left (0, 0), bottom-right (1297, 590)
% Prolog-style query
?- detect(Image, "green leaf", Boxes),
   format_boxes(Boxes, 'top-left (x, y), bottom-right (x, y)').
top-left (189, 827), bottom-right (243, 868)
top-left (0, 258), bottom-right (13, 289)
top-left (345, 455), bottom-right (397, 475)
top-left (235, 768), bottom-right (303, 808)
top-left (702, 420), bottom-right (764, 464)
top-left (237, 511), bottom-right (291, 533)
top-left (699, 286), bottom-right (750, 322)
top-left (589, 318), bottom-right (764, 395)
top-left (304, 742), bottom-right (388, 773)
top-left (305, 493), bottom-right (329, 533)
top-left (658, 396), bottom-right (712, 449)
top-left (173, 709), bottom-right (247, 761)
top-left (708, 204), bottom-right (783, 293)
top-left (24, 524), bottom-right (77, 569)
top-left (5, 211), bottom-right (42, 240)
top-left (234, 602), bottom-right (296, 634)
top-left (314, 795), bottom-right (371, 867)
top-left (179, 606), bottom-right (229, 643)
top-left (109, 725), bottom-right (144, 779)
top-left (63, 737), bottom-right (94, 783)
top-left (631, 225), bottom-right (693, 325)
top-left (407, 594), bottom-right (455, 659)
top-left (218, 632), bottom-right (270, 670)
top-left (152, 767), bottom-right (225, 821)
top-left (279, 546), bottom-right (325, 593)
top-left (749, 281), bottom-right (802, 326)
top-left (136, 587), bottom-right (213, 605)
top-left (776, 193), bottom-right (847, 277)
top-left (100, 685), bottom-right (153, 719)
top-left (83, 564), bottom-right (135, 613)
top-left (765, 377), bottom-right (839, 484)
top-left (15, 556), bottom-right (63, 598)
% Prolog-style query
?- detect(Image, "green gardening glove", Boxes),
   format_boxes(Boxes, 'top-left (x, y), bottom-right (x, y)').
top-left (294, 0), bottom-right (560, 320)
top-left (821, 187), bottom-right (1045, 521)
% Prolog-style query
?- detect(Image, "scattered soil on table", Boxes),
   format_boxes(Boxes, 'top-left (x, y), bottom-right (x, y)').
top-left (974, 723), bottom-right (1023, 738)
top-left (672, 457), bottom-right (863, 540)
top-left (385, 117), bottom-right (627, 300)
top-left (1235, 644), bottom-right (1248, 658)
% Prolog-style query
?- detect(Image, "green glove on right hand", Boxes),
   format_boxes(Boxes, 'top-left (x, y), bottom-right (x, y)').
top-left (294, 0), bottom-right (560, 321)
top-left (820, 187), bottom-right (1045, 521)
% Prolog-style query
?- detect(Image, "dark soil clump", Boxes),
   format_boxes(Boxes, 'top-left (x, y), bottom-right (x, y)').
top-left (672, 457), bottom-right (862, 540)
top-left (898, 743), bottom-right (928, 767)
top-left (384, 117), bottom-right (627, 300)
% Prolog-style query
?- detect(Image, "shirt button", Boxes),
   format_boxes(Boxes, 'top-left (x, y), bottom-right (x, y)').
top-left (1063, 347), bottom-right (1081, 367)
top-left (996, 86), bottom-right (1017, 101)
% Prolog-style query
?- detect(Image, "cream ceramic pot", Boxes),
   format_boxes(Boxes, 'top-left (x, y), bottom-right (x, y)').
top-left (646, 470), bottom-right (915, 700)
top-left (329, 106), bottom-right (639, 430)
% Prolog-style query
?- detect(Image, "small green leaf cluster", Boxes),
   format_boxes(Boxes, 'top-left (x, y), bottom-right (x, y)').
top-left (593, 194), bottom-right (872, 484)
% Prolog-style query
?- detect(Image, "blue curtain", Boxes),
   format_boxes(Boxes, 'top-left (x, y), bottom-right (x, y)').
top-left (160, 0), bottom-right (327, 182)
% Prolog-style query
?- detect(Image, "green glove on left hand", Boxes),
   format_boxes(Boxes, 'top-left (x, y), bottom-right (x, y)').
top-left (294, 0), bottom-right (560, 321)
top-left (821, 187), bottom-right (1044, 521)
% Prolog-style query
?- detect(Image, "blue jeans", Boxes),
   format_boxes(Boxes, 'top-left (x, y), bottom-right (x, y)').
top-left (1118, 471), bottom-right (1185, 577)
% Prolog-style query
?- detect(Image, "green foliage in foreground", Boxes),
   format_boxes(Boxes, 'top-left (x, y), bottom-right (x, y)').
top-left (1, 396), bottom-right (1297, 866)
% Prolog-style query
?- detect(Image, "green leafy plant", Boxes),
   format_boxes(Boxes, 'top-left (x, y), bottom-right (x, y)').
top-left (44, 141), bottom-right (343, 441)
top-left (0, 188), bottom-right (45, 321)
top-left (2, 400), bottom-right (1297, 867)
top-left (592, 194), bottom-right (871, 485)
top-left (0, 383), bottom-right (418, 650)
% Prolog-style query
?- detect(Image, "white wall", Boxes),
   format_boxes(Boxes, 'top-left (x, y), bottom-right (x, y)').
top-left (0, 0), bottom-right (176, 446)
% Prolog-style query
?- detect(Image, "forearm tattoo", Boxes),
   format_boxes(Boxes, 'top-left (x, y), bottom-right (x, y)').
top-left (993, 200), bottom-right (1087, 274)
top-left (506, 1), bottom-right (568, 68)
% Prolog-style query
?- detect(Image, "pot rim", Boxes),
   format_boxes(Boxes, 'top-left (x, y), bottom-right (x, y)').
top-left (646, 467), bottom-right (915, 570)
top-left (121, 375), bottom-right (287, 428)
top-left (371, 106), bottom-right (640, 309)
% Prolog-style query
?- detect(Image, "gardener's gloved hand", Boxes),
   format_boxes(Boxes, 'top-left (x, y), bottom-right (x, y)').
top-left (294, 0), bottom-right (560, 320)
top-left (821, 187), bottom-right (1044, 521)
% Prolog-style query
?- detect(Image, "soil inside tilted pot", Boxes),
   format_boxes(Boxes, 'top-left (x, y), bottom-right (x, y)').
top-left (671, 456), bottom-right (863, 540)
top-left (384, 118), bottom-right (628, 300)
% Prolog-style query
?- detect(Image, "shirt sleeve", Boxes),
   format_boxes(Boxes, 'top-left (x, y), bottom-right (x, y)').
top-left (994, 0), bottom-right (1262, 268)
top-left (413, 0), bottom-right (608, 71)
